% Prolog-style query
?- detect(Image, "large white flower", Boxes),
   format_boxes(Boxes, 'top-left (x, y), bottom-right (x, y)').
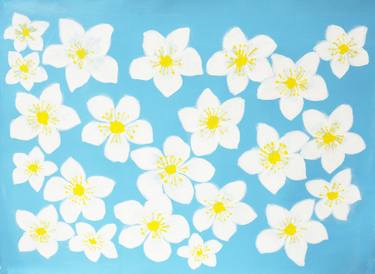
top-left (114, 195), bottom-right (190, 262)
top-left (177, 233), bottom-right (222, 270)
top-left (12, 146), bottom-right (57, 192)
top-left (257, 53), bottom-right (328, 120)
top-left (10, 84), bottom-right (80, 154)
top-left (193, 181), bottom-right (257, 241)
top-left (69, 223), bottom-right (118, 262)
top-left (82, 95), bottom-right (153, 163)
top-left (16, 205), bottom-right (73, 259)
top-left (6, 51), bottom-right (47, 91)
top-left (131, 136), bottom-right (215, 204)
top-left (43, 19), bottom-right (118, 92)
top-left (3, 12), bottom-right (49, 52)
top-left (301, 104), bottom-right (366, 173)
top-left (306, 168), bottom-right (361, 221)
top-left (256, 200), bottom-right (328, 266)
top-left (130, 27), bottom-right (203, 97)
top-left (178, 88), bottom-right (244, 156)
top-left (238, 123), bottom-right (308, 194)
top-left (314, 25), bottom-right (369, 78)
top-left (207, 27), bottom-right (276, 95)
top-left (43, 157), bottom-right (115, 223)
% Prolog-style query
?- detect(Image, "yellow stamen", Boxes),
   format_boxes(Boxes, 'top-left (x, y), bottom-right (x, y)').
top-left (206, 115), bottom-right (219, 129)
top-left (326, 191), bottom-right (339, 201)
top-left (284, 223), bottom-right (297, 236)
top-left (73, 184), bottom-right (85, 196)
top-left (159, 55), bottom-right (173, 68)
top-left (110, 120), bottom-right (125, 134)
top-left (36, 111), bottom-right (49, 125)
top-left (147, 220), bottom-right (160, 232)
top-left (213, 202), bottom-right (226, 214)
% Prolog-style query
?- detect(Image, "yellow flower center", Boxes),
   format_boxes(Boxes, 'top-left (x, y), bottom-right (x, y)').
top-left (35, 227), bottom-right (47, 236)
top-left (284, 77), bottom-right (297, 90)
top-left (284, 223), bottom-right (297, 236)
top-left (338, 44), bottom-right (349, 55)
top-left (234, 51), bottom-right (249, 70)
top-left (322, 132), bottom-right (336, 144)
top-left (159, 55), bottom-right (173, 68)
top-left (326, 191), bottom-right (339, 201)
top-left (73, 184), bottom-right (85, 196)
top-left (213, 201), bottom-right (226, 214)
top-left (109, 120), bottom-right (125, 134)
top-left (268, 151), bottom-right (281, 165)
top-left (19, 64), bottom-right (29, 73)
top-left (147, 220), bottom-right (160, 232)
top-left (36, 111), bottom-right (49, 125)
top-left (22, 27), bottom-right (30, 37)
top-left (164, 165), bottom-right (177, 175)
top-left (88, 238), bottom-right (97, 245)
top-left (206, 115), bottom-right (219, 129)
top-left (196, 248), bottom-right (204, 257)
top-left (27, 163), bottom-right (40, 174)
top-left (76, 48), bottom-right (88, 60)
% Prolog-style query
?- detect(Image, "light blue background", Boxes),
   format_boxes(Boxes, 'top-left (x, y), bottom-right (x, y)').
top-left (1, 0), bottom-right (374, 273)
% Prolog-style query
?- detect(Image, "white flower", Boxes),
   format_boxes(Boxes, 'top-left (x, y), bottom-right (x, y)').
top-left (12, 146), bottom-right (57, 192)
top-left (131, 136), bottom-right (215, 204)
top-left (6, 51), bottom-right (48, 91)
top-left (69, 223), bottom-right (118, 262)
top-left (238, 123), bottom-right (308, 194)
top-left (43, 157), bottom-right (115, 223)
top-left (178, 88), bottom-right (244, 156)
top-left (314, 25), bottom-right (369, 78)
top-left (16, 205), bottom-right (73, 259)
top-left (193, 181), bottom-right (257, 241)
top-left (10, 84), bottom-right (81, 154)
top-left (177, 233), bottom-right (222, 269)
top-left (43, 19), bottom-right (118, 92)
top-left (306, 168), bottom-right (361, 221)
top-left (207, 27), bottom-right (276, 95)
top-left (82, 95), bottom-right (153, 163)
top-left (114, 195), bottom-right (190, 262)
top-left (129, 27), bottom-right (203, 97)
top-left (3, 13), bottom-right (49, 52)
top-left (257, 53), bottom-right (328, 120)
top-left (301, 104), bottom-right (366, 173)
top-left (256, 200), bottom-right (328, 267)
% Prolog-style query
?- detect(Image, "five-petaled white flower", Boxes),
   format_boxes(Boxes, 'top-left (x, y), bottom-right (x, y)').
top-left (301, 104), bottom-right (366, 174)
top-left (238, 123), bottom-right (309, 194)
top-left (43, 157), bottom-right (115, 223)
top-left (130, 27), bottom-right (203, 97)
top-left (3, 12), bottom-right (49, 52)
top-left (114, 195), bottom-right (190, 262)
top-left (178, 88), bottom-right (244, 156)
top-left (12, 146), bottom-right (57, 192)
top-left (193, 181), bottom-right (257, 241)
top-left (6, 51), bottom-right (48, 91)
top-left (256, 200), bottom-right (328, 267)
top-left (314, 25), bottom-right (369, 78)
top-left (177, 233), bottom-right (222, 270)
top-left (43, 19), bottom-right (118, 92)
top-left (82, 95), bottom-right (153, 163)
top-left (69, 223), bottom-right (118, 262)
top-left (306, 168), bottom-right (361, 221)
top-left (131, 136), bottom-right (215, 204)
top-left (257, 53), bottom-right (328, 120)
top-left (207, 27), bottom-right (276, 95)
top-left (16, 205), bottom-right (74, 259)
top-left (10, 83), bottom-right (81, 154)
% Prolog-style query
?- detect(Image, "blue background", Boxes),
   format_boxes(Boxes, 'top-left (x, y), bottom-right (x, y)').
top-left (1, 0), bottom-right (374, 273)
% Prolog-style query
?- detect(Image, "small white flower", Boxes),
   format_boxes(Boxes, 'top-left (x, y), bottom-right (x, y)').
top-left (177, 233), bottom-right (222, 270)
top-left (12, 146), bottom-right (57, 192)
top-left (238, 123), bottom-right (308, 194)
top-left (257, 53), bottom-right (328, 120)
top-left (314, 25), bottom-right (369, 78)
top-left (207, 27), bottom-right (276, 95)
top-left (6, 51), bottom-right (48, 91)
top-left (178, 88), bottom-right (244, 156)
top-left (69, 223), bottom-right (118, 262)
top-left (130, 27), bottom-right (203, 97)
top-left (114, 195), bottom-right (190, 262)
top-left (301, 104), bottom-right (366, 173)
top-left (306, 168), bottom-right (361, 221)
top-left (43, 19), bottom-right (118, 92)
top-left (82, 95), bottom-right (153, 163)
top-left (193, 181), bottom-right (257, 241)
top-left (256, 200), bottom-right (328, 267)
top-left (3, 12), bottom-right (49, 52)
top-left (16, 205), bottom-right (73, 259)
top-left (131, 136), bottom-right (215, 204)
top-left (43, 157), bottom-right (115, 223)
top-left (10, 84), bottom-right (81, 154)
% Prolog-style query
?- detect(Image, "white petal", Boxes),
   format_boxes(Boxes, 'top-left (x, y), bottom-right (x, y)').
top-left (193, 208), bottom-right (214, 232)
top-left (144, 195), bottom-right (172, 215)
top-left (43, 45), bottom-right (68, 68)
top-left (177, 246), bottom-right (190, 258)
top-left (69, 236), bottom-right (84, 252)
top-left (332, 204), bottom-right (350, 220)
top-left (248, 58), bottom-right (273, 82)
top-left (136, 171), bottom-right (164, 200)
top-left (13, 152), bottom-right (29, 166)
top-left (56, 106), bottom-right (80, 131)
top-left (167, 27), bottom-right (190, 52)
top-left (256, 229), bottom-right (284, 253)
top-left (14, 39), bottom-right (27, 52)
top-left (31, 21), bottom-right (49, 35)
top-left (85, 24), bottom-right (113, 56)
top-left (76, 222), bottom-right (96, 235)
top-left (60, 199), bottom-right (81, 223)
top-left (331, 168), bottom-right (352, 186)
top-left (203, 254), bottom-right (217, 267)
top-left (114, 200), bottom-right (144, 225)
top-left (349, 26), bottom-right (367, 48)
top-left (197, 88), bottom-right (220, 110)
top-left (342, 132), bottom-right (366, 155)
top-left (38, 130), bottom-right (61, 154)
top-left (304, 76), bottom-right (328, 101)
top-left (285, 154), bottom-right (306, 181)
top-left (271, 54), bottom-right (294, 74)
top-left (97, 224), bottom-right (117, 240)
top-left (59, 19), bottom-right (84, 45)
top-left (305, 221), bottom-right (328, 244)
top-left (153, 74), bottom-right (182, 97)
top-left (29, 175), bottom-right (44, 192)
top-left (89, 176), bottom-right (115, 198)
top-left (3, 26), bottom-right (15, 40)
top-left (321, 150), bottom-right (345, 174)
top-left (281, 131), bottom-right (309, 153)
top-left (16, 210), bottom-right (37, 231)
top-left (238, 148), bottom-right (262, 175)
top-left (302, 109), bottom-right (328, 136)
top-left (37, 241), bottom-right (58, 259)
top-left (20, 79), bottom-right (34, 91)
top-left (61, 157), bottom-right (85, 181)
top-left (212, 219), bottom-right (237, 241)
top-left (37, 205), bottom-right (58, 223)
top-left (223, 27), bottom-right (247, 50)
top-left (89, 56), bottom-right (118, 83)
top-left (222, 97), bottom-right (245, 125)
top-left (189, 233), bottom-right (203, 246)
top-left (326, 25), bottom-right (346, 41)
top-left (144, 237), bottom-right (171, 262)
top-left (130, 147), bottom-right (162, 170)
top-left (301, 140), bottom-right (322, 160)
top-left (142, 30), bottom-right (165, 56)
top-left (330, 59), bottom-right (349, 78)
top-left (82, 198), bottom-right (106, 221)
top-left (104, 137), bottom-right (130, 163)
top-left (180, 48), bottom-right (203, 76)
top-left (10, 116), bottom-right (38, 141)
top-left (349, 48), bottom-right (369, 67)
top-left (231, 202), bottom-right (257, 225)
top-left (256, 123), bottom-right (279, 147)
top-left (164, 175), bottom-right (194, 204)
top-left (314, 41), bottom-right (332, 61)
top-left (191, 132), bottom-right (218, 156)
top-left (345, 185), bottom-right (361, 204)
top-left (184, 158), bottom-right (215, 182)
top-left (87, 95), bottom-right (114, 121)
top-left (55, 222), bottom-right (74, 241)
top-left (257, 78), bottom-right (280, 100)
top-left (163, 136), bottom-right (190, 161)
top-left (116, 96), bottom-right (140, 123)
top-left (266, 204), bottom-right (289, 228)
top-left (129, 57), bottom-right (153, 80)
top-left (6, 70), bottom-right (19, 85)
top-left (12, 13), bottom-right (30, 25)
top-left (102, 241), bottom-right (118, 259)
top-left (33, 67), bottom-right (48, 83)
top-left (285, 241), bottom-right (307, 266)
top-left (315, 199), bottom-right (332, 220)
top-left (66, 64), bottom-right (90, 92)
top-left (206, 51), bottom-right (227, 75)
top-left (290, 199), bottom-right (315, 222)
top-left (81, 121), bottom-right (109, 145)
top-left (206, 240), bottom-right (222, 253)
top-left (221, 180), bottom-right (246, 202)
top-left (195, 183), bottom-right (219, 205)
top-left (279, 96), bottom-right (304, 120)
top-left (329, 104), bottom-right (353, 132)
top-left (250, 35), bottom-right (277, 58)
top-left (219, 126), bottom-right (240, 149)
top-left (188, 257), bottom-right (202, 269)
top-left (40, 83), bottom-right (62, 105)
top-left (85, 249), bottom-right (101, 262)
top-left (41, 176), bottom-right (65, 201)
top-left (119, 226), bottom-right (146, 248)
top-left (12, 168), bottom-right (28, 184)
top-left (126, 120), bottom-right (153, 144)
top-left (164, 215), bottom-right (190, 243)
top-left (178, 107), bottom-right (199, 133)
top-left (297, 52), bottom-right (320, 75)
top-left (18, 234), bottom-right (36, 252)
top-left (305, 179), bottom-right (328, 198)
top-left (227, 73), bottom-right (249, 95)
top-left (259, 171), bottom-right (286, 194)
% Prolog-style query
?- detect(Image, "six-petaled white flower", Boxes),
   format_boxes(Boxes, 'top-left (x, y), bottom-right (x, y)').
top-left (256, 200), bottom-right (328, 267)
top-left (207, 27), bottom-right (276, 95)
top-left (130, 27), bottom-right (203, 97)
top-left (16, 205), bottom-right (73, 259)
top-left (82, 95), bottom-right (153, 163)
top-left (43, 157), bottom-right (115, 223)
top-left (301, 104), bottom-right (366, 173)
top-left (314, 25), bottom-right (369, 78)
top-left (306, 168), bottom-right (361, 221)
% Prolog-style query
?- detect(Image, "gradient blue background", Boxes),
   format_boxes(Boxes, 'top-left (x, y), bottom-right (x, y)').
top-left (1, 0), bottom-right (374, 273)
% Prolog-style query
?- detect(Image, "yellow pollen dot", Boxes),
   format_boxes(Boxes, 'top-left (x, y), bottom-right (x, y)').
top-left (35, 227), bottom-right (47, 236)
top-left (284, 77), bottom-right (297, 90)
top-left (27, 163), bottom-right (40, 173)
top-left (36, 111), bottom-right (49, 125)
top-left (147, 220), bottom-right (160, 232)
top-left (326, 191), bottom-right (339, 201)
top-left (73, 184), bottom-right (85, 196)
top-left (196, 248), bottom-right (203, 257)
top-left (213, 202), bottom-right (226, 214)
top-left (206, 115), bottom-right (219, 129)
top-left (76, 48), bottom-right (87, 60)
top-left (159, 55), bottom-right (173, 68)
top-left (19, 64), bottom-right (29, 73)
top-left (22, 27), bottom-right (30, 37)
top-left (234, 53), bottom-right (248, 69)
top-left (109, 120), bottom-right (125, 134)
top-left (165, 165), bottom-right (177, 175)
top-left (323, 132), bottom-right (336, 144)
top-left (338, 44), bottom-right (349, 55)
top-left (88, 238), bottom-right (97, 245)
top-left (268, 151), bottom-right (281, 165)
top-left (284, 223), bottom-right (297, 236)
